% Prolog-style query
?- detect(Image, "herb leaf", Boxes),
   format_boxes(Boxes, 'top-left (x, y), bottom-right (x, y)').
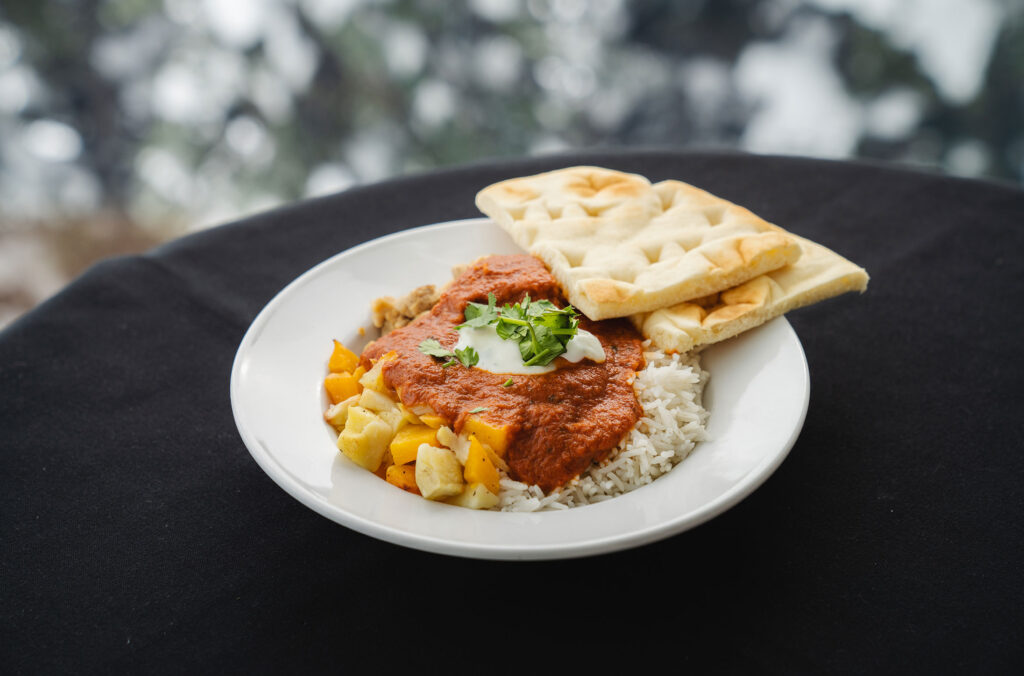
top-left (455, 294), bottom-right (581, 367)
top-left (456, 293), bottom-right (500, 329)
top-left (468, 406), bottom-right (488, 414)
top-left (453, 345), bottom-right (479, 368)
top-left (438, 294), bottom-right (582, 370)
top-left (418, 338), bottom-right (478, 368)
top-left (418, 338), bottom-right (452, 359)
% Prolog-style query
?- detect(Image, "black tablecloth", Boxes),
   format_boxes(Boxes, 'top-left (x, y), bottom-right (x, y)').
top-left (2, 151), bottom-right (1022, 674)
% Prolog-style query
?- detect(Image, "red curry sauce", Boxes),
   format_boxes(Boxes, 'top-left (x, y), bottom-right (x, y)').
top-left (361, 254), bottom-right (645, 492)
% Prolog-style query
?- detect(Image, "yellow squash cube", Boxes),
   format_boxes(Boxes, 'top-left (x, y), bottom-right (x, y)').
top-left (418, 414), bottom-right (447, 429)
top-left (385, 464), bottom-right (419, 494)
top-left (464, 435), bottom-right (501, 495)
top-left (389, 424), bottom-right (438, 465)
top-left (324, 372), bottom-right (360, 404)
top-left (462, 415), bottom-right (509, 457)
top-left (469, 433), bottom-right (508, 472)
top-left (328, 340), bottom-right (359, 373)
top-left (397, 403), bottom-right (425, 427)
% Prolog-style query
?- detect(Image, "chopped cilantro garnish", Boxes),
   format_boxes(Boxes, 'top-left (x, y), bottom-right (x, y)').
top-left (502, 378), bottom-right (514, 387)
top-left (418, 338), bottom-right (451, 359)
top-left (468, 406), bottom-right (488, 414)
top-left (453, 345), bottom-right (479, 368)
top-left (456, 292), bottom-right (580, 367)
top-left (418, 338), bottom-right (479, 368)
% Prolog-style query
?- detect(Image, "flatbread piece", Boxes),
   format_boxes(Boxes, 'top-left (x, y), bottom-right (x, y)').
top-left (476, 166), bottom-right (803, 320)
top-left (632, 233), bottom-right (869, 353)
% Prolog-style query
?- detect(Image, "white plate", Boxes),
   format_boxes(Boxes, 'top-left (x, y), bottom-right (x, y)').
top-left (230, 218), bottom-right (809, 560)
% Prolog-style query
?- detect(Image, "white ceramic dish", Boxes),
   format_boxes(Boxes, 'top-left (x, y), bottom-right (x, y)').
top-left (230, 218), bottom-right (810, 560)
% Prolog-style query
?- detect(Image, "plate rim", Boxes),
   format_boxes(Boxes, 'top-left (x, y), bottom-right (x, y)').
top-left (230, 217), bottom-right (810, 560)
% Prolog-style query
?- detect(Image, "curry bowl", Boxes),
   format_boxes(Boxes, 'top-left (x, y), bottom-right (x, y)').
top-left (230, 218), bottom-right (810, 560)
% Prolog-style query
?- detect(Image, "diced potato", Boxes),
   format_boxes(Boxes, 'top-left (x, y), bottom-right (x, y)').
top-left (358, 351), bottom-right (397, 393)
top-left (358, 387), bottom-right (397, 413)
top-left (385, 464), bottom-right (419, 494)
top-left (323, 394), bottom-right (360, 429)
top-left (435, 425), bottom-right (457, 448)
top-left (464, 435), bottom-right (501, 494)
top-left (358, 363), bottom-right (385, 392)
top-left (377, 408), bottom-right (404, 433)
top-left (389, 424), bottom-right (438, 465)
top-left (328, 340), bottom-right (359, 373)
top-left (415, 444), bottom-right (464, 500)
top-left (445, 482), bottom-right (500, 510)
top-left (324, 371), bottom-right (360, 404)
top-left (337, 405), bottom-right (394, 472)
top-left (462, 415), bottom-right (509, 457)
top-left (436, 426), bottom-right (471, 465)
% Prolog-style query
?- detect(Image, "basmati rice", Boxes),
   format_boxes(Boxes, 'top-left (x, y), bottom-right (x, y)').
top-left (497, 344), bottom-right (709, 511)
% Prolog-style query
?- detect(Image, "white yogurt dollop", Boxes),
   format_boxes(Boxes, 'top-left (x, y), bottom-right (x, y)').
top-left (454, 325), bottom-right (605, 375)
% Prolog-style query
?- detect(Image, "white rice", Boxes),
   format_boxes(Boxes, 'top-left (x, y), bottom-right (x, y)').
top-left (496, 344), bottom-right (709, 512)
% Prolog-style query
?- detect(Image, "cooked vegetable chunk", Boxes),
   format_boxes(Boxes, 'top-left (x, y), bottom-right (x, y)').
top-left (461, 416), bottom-right (509, 457)
top-left (358, 387), bottom-right (397, 413)
top-left (397, 403), bottom-right (422, 426)
top-left (435, 425), bottom-right (470, 464)
top-left (324, 394), bottom-right (360, 429)
top-left (389, 424), bottom-right (438, 465)
top-left (328, 340), bottom-right (359, 373)
top-left (464, 435), bottom-right (500, 495)
top-left (446, 482), bottom-right (500, 510)
top-left (338, 405), bottom-right (394, 472)
top-left (414, 444), bottom-right (464, 500)
top-left (385, 464), bottom-right (419, 494)
top-left (324, 372), bottom-right (360, 404)
top-left (418, 414), bottom-right (447, 429)
top-left (358, 351), bottom-right (397, 393)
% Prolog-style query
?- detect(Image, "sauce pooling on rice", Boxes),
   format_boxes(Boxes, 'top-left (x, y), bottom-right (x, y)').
top-left (361, 254), bottom-right (645, 492)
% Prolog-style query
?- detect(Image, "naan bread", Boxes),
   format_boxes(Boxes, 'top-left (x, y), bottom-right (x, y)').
top-left (476, 166), bottom-right (802, 320)
top-left (632, 233), bottom-right (869, 353)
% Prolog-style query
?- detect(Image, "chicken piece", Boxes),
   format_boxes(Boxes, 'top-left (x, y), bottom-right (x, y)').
top-left (370, 284), bottom-right (440, 334)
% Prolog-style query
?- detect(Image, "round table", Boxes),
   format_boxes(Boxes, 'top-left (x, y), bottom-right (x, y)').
top-left (2, 151), bottom-right (1022, 673)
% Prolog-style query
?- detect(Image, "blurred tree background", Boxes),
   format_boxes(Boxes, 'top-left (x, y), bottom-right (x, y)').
top-left (1, 0), bottom-right (1022, 326)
